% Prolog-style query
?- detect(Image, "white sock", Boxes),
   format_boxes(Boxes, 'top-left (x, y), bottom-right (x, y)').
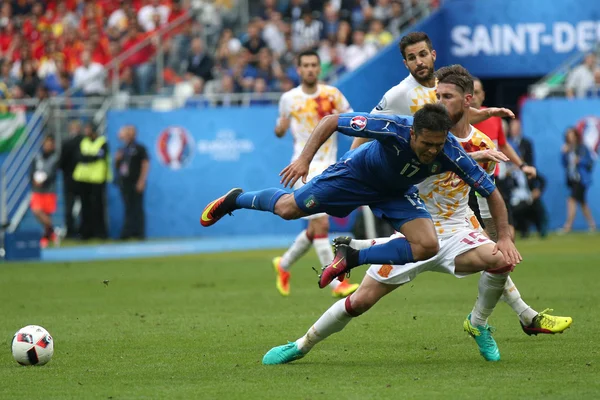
top-left (350, 236), bottom-right (393, 250)
top-left (313, 237), bottom-right (341, 289)
top-left (501, 276), bottom-right (538, 326)
top-left (471, 272), bottom-right (509, 327)
top-left (295, 299), bottom-right (353, 353)
top-left (280, 230), bottom-right (312, 271)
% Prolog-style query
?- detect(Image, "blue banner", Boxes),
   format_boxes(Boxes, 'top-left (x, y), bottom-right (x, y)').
top-left (106, 107), bottom-right (303, 238)
top-left (521, 98), bottom-right (600, 231)
top-left (444, 0), bottom-right (600, 77)
top-left (106, 108), bottom-right (358, 239)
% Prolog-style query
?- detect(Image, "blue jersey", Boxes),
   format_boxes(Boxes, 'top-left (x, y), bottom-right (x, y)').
top-left (336, 112), bottom-right (496, 197)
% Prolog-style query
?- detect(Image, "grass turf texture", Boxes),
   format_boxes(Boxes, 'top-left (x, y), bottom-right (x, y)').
top-left (0, 233), bottom-right (598, 399)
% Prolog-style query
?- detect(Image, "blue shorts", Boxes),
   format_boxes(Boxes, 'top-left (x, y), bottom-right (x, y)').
top-left (293, 162), bottom-right (431, 230)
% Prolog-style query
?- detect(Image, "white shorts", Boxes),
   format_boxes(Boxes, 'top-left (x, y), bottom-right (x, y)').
top-left (366, 229), bottom-right (494, 285)
top-left (294, 161), bottom-right (331, 220)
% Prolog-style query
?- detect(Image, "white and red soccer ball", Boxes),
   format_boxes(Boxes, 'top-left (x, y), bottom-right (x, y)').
top-left (11, 325), bottom-right (54, 366)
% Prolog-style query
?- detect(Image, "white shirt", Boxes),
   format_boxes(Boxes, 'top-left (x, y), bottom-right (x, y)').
top-left (566, 64), bottom-right (596, 98)
top-left (371, 73), bottom-right (437, 115)
top-left (278, 84), bottom-right (352, 165)
top-left (344, 43), bottom-right (377, 71)
top-left (73, 63), bottom-right (106, 95)
top-left (138, 5), bottom-right (170, 32)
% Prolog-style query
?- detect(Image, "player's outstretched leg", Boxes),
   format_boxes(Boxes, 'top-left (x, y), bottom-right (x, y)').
top-left (501, 277), bottom-right (573, 335)
top-left (263, 276), bottom-right (396, 365)
top-left (201, 187), bottom-right (289, 227)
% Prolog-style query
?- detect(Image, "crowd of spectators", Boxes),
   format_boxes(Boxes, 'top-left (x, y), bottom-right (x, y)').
top-left (0, 0), bottom-right (438, 107)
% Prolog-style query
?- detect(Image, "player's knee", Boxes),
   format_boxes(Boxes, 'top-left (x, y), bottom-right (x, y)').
top-left (273, 195), bottom-right (302, 220)
top-left (486, 254), bottom-right (516, 274)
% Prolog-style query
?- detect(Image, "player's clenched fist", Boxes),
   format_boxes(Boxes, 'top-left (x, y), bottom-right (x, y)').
top-left (280, 158), bottom-right (310, 188)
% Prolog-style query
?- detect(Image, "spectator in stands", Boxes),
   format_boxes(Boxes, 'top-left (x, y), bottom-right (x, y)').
top-left (561, 127), bottom-right (596, 233)
top-left (185, 37), bottom-right (214, 83)
top-left (243, 18), bottom-right (268, 65)
top-left (59, 120), bottom-right (83, 239)
top-left (285, 0), bottom-right (306, 23)
top-left (344, 28), bottom-right (377, 71)
top-left (73, 50), bottom-right (107, 96)
top-left (291, 8), bottom-right (322, 53)
top-left (255, 47), bottom-right (283, 90)
top-left (507, 119), bottom-right (534, 166)
top-left (19, 60), bottom-right (40, 97)
top-left (72, 122), bottom-right (111, 240)
top-left (115, 125), bottom-right (149, 240)
top-left (183, 77), bottom-right (210, 108)
top-left (322, 3), bottom-right (340, 42)
top-left (30, 135), bottom-right (59, 248)
top-left (510, 167), bottom-right (548, 238)
top-left (249, 77), bottom-right (272, 106)
top-left (215, 74), bottom-right (241, 107)
top-left (585, 68), bottom-right (600, 98)
top-left (387, 1), bottom-right (405, 37)
top-left (365, 18), bottom-right (393, 49)
top-left (372, 0), bottom-right (393, 24)
top-left (0, 61), bottom-right (18, 90)
top-left (138, 0), bottom-right (170, 32)
top-left (228, 48), bottom-right (257, 92)
top-left (262, 11), bottom-right (287, 58)
top-left (120, 23), bottom-right (156, 94)
top-left (566, 53), bottom-right (597, 99)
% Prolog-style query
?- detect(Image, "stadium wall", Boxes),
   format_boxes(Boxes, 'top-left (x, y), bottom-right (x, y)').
top-left (521, 98), bottom-right (600, 231)
top-left (106, 108), bottom-right (358, 239)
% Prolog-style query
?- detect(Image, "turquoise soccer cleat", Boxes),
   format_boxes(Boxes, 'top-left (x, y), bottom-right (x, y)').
top-left (463, 313), bottom-right (501, 362)
top-left (262, 342), bottom-right (305, 365)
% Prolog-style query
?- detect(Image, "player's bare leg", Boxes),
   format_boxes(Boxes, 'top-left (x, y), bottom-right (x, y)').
top-left (484, 217), bottom-right (573, 335)
top-left (262, 275), bottom-right (399, 365)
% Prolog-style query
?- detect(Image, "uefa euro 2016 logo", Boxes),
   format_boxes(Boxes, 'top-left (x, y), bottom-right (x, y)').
top-left (156, 126), bottom-right (195, 170)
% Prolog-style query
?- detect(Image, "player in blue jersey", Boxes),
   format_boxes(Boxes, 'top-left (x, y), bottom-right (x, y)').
top-left (200, 103), bottom-right (521, 274)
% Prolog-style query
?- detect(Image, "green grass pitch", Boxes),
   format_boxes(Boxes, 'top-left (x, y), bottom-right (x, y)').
top-left (1, 233), bottom-right (598, 399)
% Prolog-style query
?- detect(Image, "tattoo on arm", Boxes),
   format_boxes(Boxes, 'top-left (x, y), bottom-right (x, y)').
top-left (483, 218), bottom-right (498, 242)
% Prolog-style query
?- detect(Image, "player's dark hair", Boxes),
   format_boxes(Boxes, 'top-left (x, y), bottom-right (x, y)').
top-left (399, 32), bottom-right (433, 59)
top-left (435, 64), bottom-right (474, 95)
top-left (43, 134), bottom-right (54, 142)
top-left (413, 104), bottom-right (453, 136)
top-left (297, 49), bottom-right (320, 66)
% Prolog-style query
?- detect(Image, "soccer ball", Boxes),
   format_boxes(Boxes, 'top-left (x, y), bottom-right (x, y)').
top-left (11, 325), bottom-right (54, 366)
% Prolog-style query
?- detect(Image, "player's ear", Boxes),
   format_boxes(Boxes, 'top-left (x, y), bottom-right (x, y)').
top-left (465, 93), bottom-right (473, 108)
top-left (431, 49), bottom-right (436, 62)
top-left (403, 59), bottom-right (408, 70)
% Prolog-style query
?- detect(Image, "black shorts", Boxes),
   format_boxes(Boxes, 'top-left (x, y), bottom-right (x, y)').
top-left (569, 182), bottom-right (587, 204)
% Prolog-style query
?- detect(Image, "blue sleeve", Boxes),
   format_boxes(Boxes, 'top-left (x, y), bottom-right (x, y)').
top-left (440, 135), bottom-right (497, 197)
top-left (337, 112), bottom-right (413, 145)
top-left (579, 147), bottom-right (594, 170)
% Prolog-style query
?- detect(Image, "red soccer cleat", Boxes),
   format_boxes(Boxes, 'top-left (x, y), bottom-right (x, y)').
top-left (318, 244), bottom-right (356, 288)
top-left (200, 188), bottom-right (243, 227)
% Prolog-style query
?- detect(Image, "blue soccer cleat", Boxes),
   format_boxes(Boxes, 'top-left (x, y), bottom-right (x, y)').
top-left (463, 313), bottom-right (501, 362)
top-left (262, 342), bottom-right (305, 365)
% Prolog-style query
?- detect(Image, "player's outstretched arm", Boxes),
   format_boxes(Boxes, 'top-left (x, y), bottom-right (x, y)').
top-left (279, 114), bottom-right (339, 188)
top-left (469, 107), bottom-right (515, 124)
top-left (486, 189), bottom-right (522, 266)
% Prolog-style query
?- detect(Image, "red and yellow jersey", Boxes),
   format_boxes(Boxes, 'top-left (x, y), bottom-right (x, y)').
top-left (417, 126), bottom-right (496, 238)
top-left (278, 84), bottom-right (352, 165)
